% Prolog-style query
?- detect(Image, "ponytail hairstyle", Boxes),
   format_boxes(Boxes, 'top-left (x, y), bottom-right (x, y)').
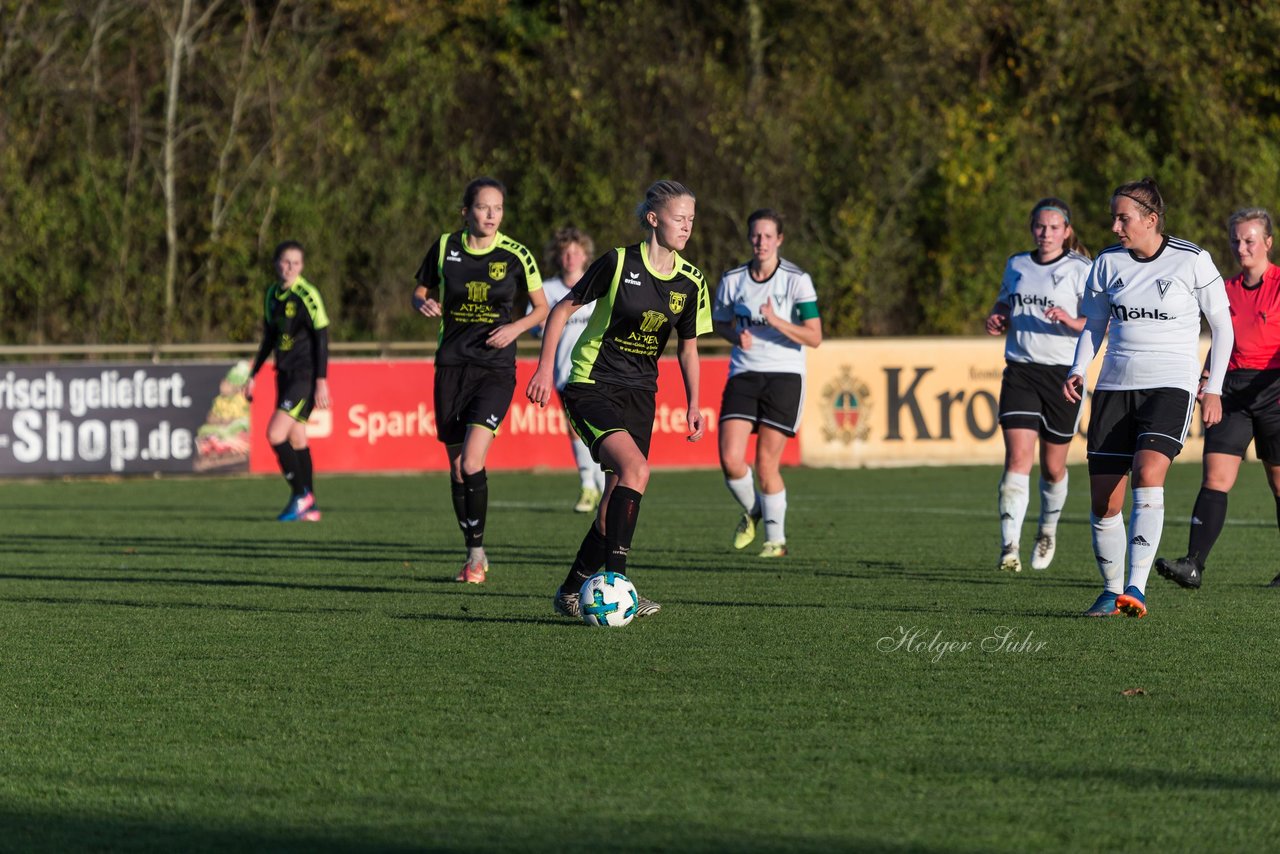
top-left (462, 176), bottom-right (506, 209)
top-left (1030, 197), bottom-right (1089, 259)
top-left (1112, 177), bottom-right (1165, 233)
top-left (636, 180), bottom-right (695, 230)
top-left (1227, 207), bottom-right (1274, 259)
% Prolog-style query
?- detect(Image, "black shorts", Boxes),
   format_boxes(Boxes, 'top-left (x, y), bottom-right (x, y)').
top-left (276, 372), bottom-right (316, 423)
top-left (998, 361), bottom-right (1081, 444)
top-left (1203, 369), bottom-right (1280, 462)
top-left (433, 363), bottom-right (516, 446)
top-left (561, 381), bottom-right (656, 466)
top-left (719, 371), bottom-right (805, 437)
top-left (1086, 387), bottom-right (1194, 475)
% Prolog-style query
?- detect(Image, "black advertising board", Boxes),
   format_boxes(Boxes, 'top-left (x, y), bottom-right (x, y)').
top-left (0, 362), bottom-right (251, 476)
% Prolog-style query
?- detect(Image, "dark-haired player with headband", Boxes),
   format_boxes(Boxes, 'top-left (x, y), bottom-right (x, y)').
top-left (413, 177), bottom-right (548, 584)
top-left (1065, 178), bottom-right (1233, 617)
top-left (1155, 207), bottom-right (1280, 590)
top-left (714, 208), bottom-right (822, 558)
top-left (527, 180), bottom-right (713, 620)
top-left (986, 198), bottom-right (1091, 573)
top-left (246, 240), bottom-right (331, 521)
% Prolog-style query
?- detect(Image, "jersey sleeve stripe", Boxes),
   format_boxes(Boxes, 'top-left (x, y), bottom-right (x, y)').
top-left (295, 282), bottom-right (330, 329)
top-left (501, 236), bottom-right (543, 291)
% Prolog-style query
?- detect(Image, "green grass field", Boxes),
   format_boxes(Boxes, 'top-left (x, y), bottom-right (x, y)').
top-left (2, 464), bottom-right (1279, 852)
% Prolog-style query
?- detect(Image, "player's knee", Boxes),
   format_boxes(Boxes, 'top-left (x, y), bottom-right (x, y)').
top-left (1203, 474), bottom-right (1236, 492)
top-left (619, 460), bottom-right (650, 491)
top-left (720, 458), bottom-right (747, 479)
top-left (1091, 497), bottom-right (1123, 517)
top-left (1041, 461), bottom-right (1067, 483)
top-left (755, 452), bottom-right (782, 479)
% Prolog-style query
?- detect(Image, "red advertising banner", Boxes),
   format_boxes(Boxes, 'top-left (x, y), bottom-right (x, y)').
top-left (249, 358), bottom-right (800, 473)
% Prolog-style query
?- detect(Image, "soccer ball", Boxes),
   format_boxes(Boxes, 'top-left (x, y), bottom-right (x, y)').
top-left (579, 572), bottom-right (639, 628)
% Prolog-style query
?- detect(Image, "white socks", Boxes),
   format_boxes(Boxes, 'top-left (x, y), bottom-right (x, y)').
top-left (1127, 487), bottom-right (1164, 593)
top-left (760, 490), bottom-right (787, 544)
top-left (725, 468), bottom-right (760, 516)
top-left (998, 472), bottom-right (1030, 547)
top-left (1039, 473), bottom-right (1068, 535)
top-left (1091, 512), bottom-right (1126, 594)
top-left (1091, 487), bottom-right (1165, 595)
top-left (571, 434), bottom-right (604, 491)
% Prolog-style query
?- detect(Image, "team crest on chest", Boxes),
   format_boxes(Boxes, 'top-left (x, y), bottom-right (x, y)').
top-left (1051, 271), bottom-right (1066, 287)
top-left (640, 310), bottom-right (667, 333)
top-left (1156, 279), bottom-right (1173, 299)
top-left (668, 291), bottom-right (687, 313)
top-left (285, 301), bottom-right (297, 318)
top-left (489, 261), bottom-right (507, 280)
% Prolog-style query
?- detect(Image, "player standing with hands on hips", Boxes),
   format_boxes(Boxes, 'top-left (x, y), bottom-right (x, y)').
top-left (714, 209), bottom-right (822, 558)
top-left (1064, 178), bottom-right (1233, 618)
top-left (985, 198), bottom-right (1091, 573)
top-left (1155, 208), bottom-right (1280, 590)
top-left (527, 180), bottom-right (712, 619)
top-left (413, 177), bottom-right (548, 584)
top-left (246, 240), bottom-right (331, 521)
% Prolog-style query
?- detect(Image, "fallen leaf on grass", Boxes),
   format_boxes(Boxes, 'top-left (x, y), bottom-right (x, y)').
top-left (1120, 688), bottom-right (1147, 696)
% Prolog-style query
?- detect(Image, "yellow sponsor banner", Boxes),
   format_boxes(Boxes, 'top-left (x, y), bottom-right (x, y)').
top-left (800, 338), bottom-right (1212, 467)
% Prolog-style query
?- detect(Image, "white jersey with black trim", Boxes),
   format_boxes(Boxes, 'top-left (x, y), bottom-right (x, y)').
top-left (997, 250), bottom-right (1090, 366)
top-left (1072, 236), bottom-right (1228, 393)
top-left (540, 276), bottom-right (597, 390)
top-left (713, 258), bottom-right (818, 377)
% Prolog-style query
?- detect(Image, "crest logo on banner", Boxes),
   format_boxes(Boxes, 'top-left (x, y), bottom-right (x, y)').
top-left (821, 366), bottom-right (872, 444)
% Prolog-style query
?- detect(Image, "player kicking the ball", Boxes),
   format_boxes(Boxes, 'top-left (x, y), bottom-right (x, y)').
top-left (528, 181), bottom-right (712, 619)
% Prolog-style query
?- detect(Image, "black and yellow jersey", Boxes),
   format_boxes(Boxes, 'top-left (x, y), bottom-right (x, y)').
top-left (567, 243), bottom-right (712, 391)
top-left (256, 276), bottom-right (330, 378)
top-left (415, 230), bottom-right (542, 370)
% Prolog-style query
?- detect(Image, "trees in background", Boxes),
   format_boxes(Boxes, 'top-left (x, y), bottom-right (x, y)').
top-left (2, 0), bottom-right (1278, 344)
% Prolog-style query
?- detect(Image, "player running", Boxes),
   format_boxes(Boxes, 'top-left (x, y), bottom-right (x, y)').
top-left (413, 177), bottom-right (548, 584)
top-left (713, 209), bottom-right (822, 558)
top-left (985, 198), bottom-right (1091, 572)
top-left (1155, 208), bottom-right (1280, 590)
top-left (246, 240), bottom-right (331, 522)
top-left (527, 180), bottom-right (712, 620)
top-left (1065, 178), bottom-right (1233, 618)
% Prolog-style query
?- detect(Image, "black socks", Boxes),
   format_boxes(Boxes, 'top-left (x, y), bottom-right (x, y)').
top-left (272, 441), bottom-right (302, 495)
top-left (604, 486), bottom-right (643, 574)
top-left (559, 487), bottom-right (645, 592)
top-left (297, 447), bottom-right (314, 494)
top-left (461, 468), bottom-right (488, 548)
top-left (1186, 487), bottom-right (1228, 567)
top-left (563, 523), bottom-right (609, 592)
